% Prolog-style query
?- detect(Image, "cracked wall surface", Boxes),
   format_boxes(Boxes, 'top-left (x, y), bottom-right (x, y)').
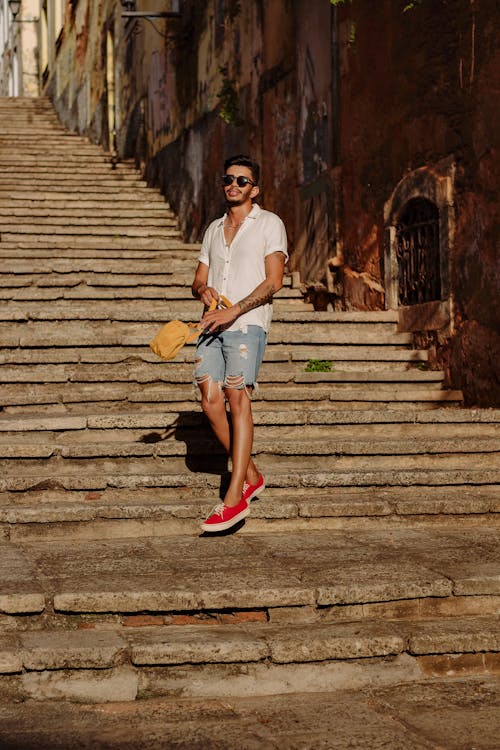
top-left (40, 0), bottom-right (499, 405)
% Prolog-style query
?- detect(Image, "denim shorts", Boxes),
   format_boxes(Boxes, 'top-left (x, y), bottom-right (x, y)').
top-left (194, 325), bottom-right (267, 393)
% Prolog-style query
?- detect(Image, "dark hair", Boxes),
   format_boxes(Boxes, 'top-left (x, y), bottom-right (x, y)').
top-left (224, 154), bottom-right (260, 185)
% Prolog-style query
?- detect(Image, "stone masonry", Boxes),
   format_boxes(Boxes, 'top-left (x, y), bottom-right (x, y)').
top-left (0, 98), bottom-right (499, 744)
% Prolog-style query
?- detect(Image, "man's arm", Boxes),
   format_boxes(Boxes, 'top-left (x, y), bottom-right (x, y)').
top-left (192, 262), bottom-right (219, 307)
top-left (201, 251), bottom-right (286, 332)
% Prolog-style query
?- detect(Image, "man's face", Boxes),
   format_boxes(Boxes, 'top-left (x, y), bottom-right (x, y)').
top-left (223, 165), bottom-right (259, 206)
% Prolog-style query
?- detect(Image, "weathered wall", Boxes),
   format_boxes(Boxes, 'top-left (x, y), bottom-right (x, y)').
top-left (335, 0), bottom-right (499, 404)
top-left (42, 0), bottom-right (499, 405)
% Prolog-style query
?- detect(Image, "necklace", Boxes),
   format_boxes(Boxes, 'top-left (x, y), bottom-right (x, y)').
top-left (225, 216), bottom-right (246, 229)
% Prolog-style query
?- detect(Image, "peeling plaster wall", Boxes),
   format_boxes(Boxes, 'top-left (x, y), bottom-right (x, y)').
top-left (42, 0), bottom-right (499, 405)
top-left (335, 0), bottom-right (499, 405)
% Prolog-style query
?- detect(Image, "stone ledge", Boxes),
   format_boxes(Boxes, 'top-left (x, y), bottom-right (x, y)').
top-left (0, 617), bottom-right (499, 675)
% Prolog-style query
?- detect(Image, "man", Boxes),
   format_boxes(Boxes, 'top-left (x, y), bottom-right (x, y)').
top-left (191, 154), bottom-right (288, 533)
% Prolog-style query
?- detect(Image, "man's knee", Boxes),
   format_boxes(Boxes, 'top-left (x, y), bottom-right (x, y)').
top-left (196, 374), bottom-right (223, 412)
top-left (225, 383), bottom-right (252, 412)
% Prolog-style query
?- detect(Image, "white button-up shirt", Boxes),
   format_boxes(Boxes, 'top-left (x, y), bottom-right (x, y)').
top-left (198, 203), bottom-right (288, 333)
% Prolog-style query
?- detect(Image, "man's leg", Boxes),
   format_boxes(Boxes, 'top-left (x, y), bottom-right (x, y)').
top-left (195, 335), bottom-right (259, 492)
top-left (198, 380), bottom-right (260, 490)
top-left (220, 326), bottom-right (266, 506)
top-left (223, 385), bottom-right (255, 506)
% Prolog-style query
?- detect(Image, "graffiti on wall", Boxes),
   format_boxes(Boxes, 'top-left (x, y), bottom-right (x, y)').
top-left (148, 50), bottom-right (170, 139)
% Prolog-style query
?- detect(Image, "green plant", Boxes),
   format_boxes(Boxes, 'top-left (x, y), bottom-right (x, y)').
top-left (305, 359), bottom-right (333, 372)
top-left (217, 66), bottom-right (241, 125)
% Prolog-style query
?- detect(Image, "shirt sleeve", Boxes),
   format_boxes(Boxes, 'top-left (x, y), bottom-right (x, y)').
top-left (264, 215), bottom-right (288, 262)
top-left (197, 224), bottom-right (212, 267)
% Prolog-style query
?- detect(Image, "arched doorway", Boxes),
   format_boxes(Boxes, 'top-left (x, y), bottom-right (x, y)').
top-left (396, 197), bottom-right (441, 306)
top-left (384, 158), bottom-right (455, 334)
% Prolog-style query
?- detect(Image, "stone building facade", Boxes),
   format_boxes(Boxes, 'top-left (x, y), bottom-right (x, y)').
top-left (0, 0), bottom-right (39, 95)
top-left (39, 0), bottom-right (498, 405)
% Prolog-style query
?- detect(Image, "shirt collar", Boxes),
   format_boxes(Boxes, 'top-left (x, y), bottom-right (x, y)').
top-left (217, 203), bottom-right (261, 227)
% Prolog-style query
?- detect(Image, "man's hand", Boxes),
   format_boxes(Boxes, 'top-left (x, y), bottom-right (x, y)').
top-left (200, 304), bottom-right (239, 332)
top-left (198, 284), bottom-right (219, 308)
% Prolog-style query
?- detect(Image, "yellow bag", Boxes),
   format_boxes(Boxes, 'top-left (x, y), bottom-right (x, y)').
top-left (150, 296), bottom-right (232, 361)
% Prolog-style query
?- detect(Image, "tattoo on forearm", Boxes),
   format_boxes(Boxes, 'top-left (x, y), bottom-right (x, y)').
top-left (237, 281), bottom-right (276, 315)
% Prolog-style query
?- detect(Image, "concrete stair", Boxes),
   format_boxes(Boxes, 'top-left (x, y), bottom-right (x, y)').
top-left (0, 97), bottom-right (499, 707)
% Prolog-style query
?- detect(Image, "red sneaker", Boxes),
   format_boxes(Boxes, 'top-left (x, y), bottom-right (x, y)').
top-left (201, 498), bottom-right (250, 532)
top-left (241, 474), bottom-right (265, 503)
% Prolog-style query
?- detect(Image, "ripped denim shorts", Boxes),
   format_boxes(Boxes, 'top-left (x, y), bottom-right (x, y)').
top-left (194, 325), bottom-right (267, 398)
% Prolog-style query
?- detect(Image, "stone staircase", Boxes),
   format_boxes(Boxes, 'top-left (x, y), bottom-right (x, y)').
top-left (0, 97), bottom-right (499, 712)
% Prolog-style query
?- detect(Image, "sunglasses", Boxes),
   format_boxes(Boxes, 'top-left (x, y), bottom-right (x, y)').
top-left (222, 174), bottom-right (256, 187)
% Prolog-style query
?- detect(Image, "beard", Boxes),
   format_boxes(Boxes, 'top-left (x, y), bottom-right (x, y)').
top-left (225, 191), bottom-right (249, 206)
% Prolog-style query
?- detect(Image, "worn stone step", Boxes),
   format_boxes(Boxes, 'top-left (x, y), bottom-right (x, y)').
top-left (0, 192), bottom-right (168, 207)
top-left (0, 207), bottom-right (174, 220)
top-left (0, 616), bottom-right (499, 709)
top-left (0, 237), bottom-right (196, 251)
top-left (0, 321), bottom-right (413, 347)
top-left (0, 362), bottom-right (446, 386)
top-left (0, 199), bottom-right (170, 212)
top-left (0, 216), bottom-right (177, 228)
top-left (0, 248), bottom-right (196, 262)
top-left (0, 164), bottom-right (140, 174)
top-left (0, 175), bottom-right (143, 186)
top-left (0, 678), bottom-right (498, 743)
top-left (0, 226), bottom-right (181, 238)
top-left (0, 146), bottom-right (115, 156)
top-left (1, 302), bottom-right (396, 325)
top-left (0, 287), bottom-right (302, 306)
top-left (0, 385), bottom-right (462, 413)
top-left (1, 459), bottom-right (496, 494)
top-left (1, 407), bottom-right (497, 433)
top-left (1, 486), bottom-right (499, 541)
top-left (0, 528), bottom-right (498, 613)
top-left (0, 187), bottom-right (162, 200)
top-left (0, 435), bottom-right (496, 460)
top-left (0, 259), bottom-right (186, 276)
top-left (0, 344), bottom-right (421, 366)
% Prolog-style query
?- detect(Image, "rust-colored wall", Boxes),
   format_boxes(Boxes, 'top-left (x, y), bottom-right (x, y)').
top-left (336, 0), bottom-right (499, 404)
top-left (43, 0), bottom-right (499, 405)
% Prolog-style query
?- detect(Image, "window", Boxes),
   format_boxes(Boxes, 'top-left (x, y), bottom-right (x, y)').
top-left (396, 198), bottom-right (441, 306)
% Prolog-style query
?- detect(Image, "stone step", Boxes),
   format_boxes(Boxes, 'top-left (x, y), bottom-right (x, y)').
top-left (0, 284), bottom-right (302, 302)
top-left (1, 457), bottom-right (496, 494)
top-left (0, 170), bottom-right (143, 181)
top-left (0, 349), bottom-right (416, 369)
top-left (0, 153), bottom-right (134, 162)
top-left (0, 140), bottom-right (105, 149)
top-left (1, 407), bottom-right (497, 432)
top-left (0, 321), bottom-right (413, 347)
top-left (0, 362), bottom-right (447, 385)
top-left (0, 216), bottom-right (177, 228)
top-left (0, 246), bottom-right (197, 260)
top-left (0, 679), bottom-right (498, 743)
top-left (0, 435), bottom-right (496, 460)
top-left (0, 185), bottom-right (162, 197)
top-left (0, 342), bottom-right (418, 362)
top-left (0, 163), bottom-right (139, 173)
top-left (0, 207), bottom-right (174, 219)
top-left (2, 257), bottom-right (194, 280)
top-left (2, 485), bottom-right (499, 541)
top-left (0, 189), bottom-right (165, 202)
top-left (0, 236), bottom-right (195, 249)
top-left (0, 305), bottom-right (401, 327)
top-left (0, 383), bottom-right (462, 412)
top-left (0, 226), bottom-right (181, 238)
top-left (0, 240), bottom-right (196, 253)
top-left (1, 616), bottom-right (499, 707)
top-left (1, 527), bottom-right (498, 613)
